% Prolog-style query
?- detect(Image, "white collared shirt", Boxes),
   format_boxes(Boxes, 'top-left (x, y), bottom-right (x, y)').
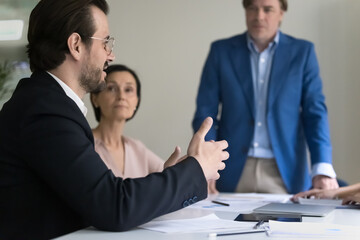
top-left (46, 71), bottom-right (87, 116)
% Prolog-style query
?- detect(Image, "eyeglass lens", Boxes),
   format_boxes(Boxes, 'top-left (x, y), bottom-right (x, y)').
top-left (105, 38), bottom-right (114, 55)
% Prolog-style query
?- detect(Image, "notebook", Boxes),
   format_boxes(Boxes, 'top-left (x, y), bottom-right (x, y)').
top-left (253, 202), bottom-right (335, 217)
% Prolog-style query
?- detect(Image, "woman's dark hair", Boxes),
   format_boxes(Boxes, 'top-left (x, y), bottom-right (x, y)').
top-left (91, 64), bottom-right (141, 122)
top-left (27, 0), bottom-right (109, 72)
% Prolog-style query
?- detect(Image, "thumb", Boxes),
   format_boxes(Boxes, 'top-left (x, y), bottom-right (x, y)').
top-left (196, 117), bottom-right (213, 140)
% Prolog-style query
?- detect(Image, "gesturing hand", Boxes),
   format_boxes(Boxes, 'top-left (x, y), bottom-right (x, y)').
top-left (187, 117), bottom-right (229, 180)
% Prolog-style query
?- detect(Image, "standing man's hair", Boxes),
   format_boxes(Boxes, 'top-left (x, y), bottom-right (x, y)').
top-left (27, 0), bottom-right (109, 72)
top-left (242, 0), bottom-right (288, 11)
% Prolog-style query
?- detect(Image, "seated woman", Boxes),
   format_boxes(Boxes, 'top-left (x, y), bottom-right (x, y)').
top-left (91, 64), bottom-right (179, 178)
top-left (292, 183), bottom-right (360, 205)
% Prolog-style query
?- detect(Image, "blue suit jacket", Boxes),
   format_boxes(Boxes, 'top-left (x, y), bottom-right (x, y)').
top-left (192, 32), bottom-right (332, 194)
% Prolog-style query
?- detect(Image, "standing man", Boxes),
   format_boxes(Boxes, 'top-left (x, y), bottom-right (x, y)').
top-left (0, 0), bottom-right (228, 239)
top-left (193, 0), bottom-right (338, 194)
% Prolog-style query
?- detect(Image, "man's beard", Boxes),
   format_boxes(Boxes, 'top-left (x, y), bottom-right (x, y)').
top-left (79, 62), bottom-right (106, 93)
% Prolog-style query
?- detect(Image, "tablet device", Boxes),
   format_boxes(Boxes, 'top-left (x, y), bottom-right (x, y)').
top-left (234, 213), bottom-right (301, 222)
top-left (253, 202), bottom-right (335, 217)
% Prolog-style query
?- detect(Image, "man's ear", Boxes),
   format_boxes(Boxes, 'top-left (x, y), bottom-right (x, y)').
top-left (67, 32), bottom-right (83, 61)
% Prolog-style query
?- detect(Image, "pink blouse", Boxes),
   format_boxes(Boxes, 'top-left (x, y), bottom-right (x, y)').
top-left (94, 136), bottom-right (164, 179)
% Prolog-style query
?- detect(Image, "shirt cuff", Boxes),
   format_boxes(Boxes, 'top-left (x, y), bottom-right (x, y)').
top-left (311, 163), bottom-right (337, 179)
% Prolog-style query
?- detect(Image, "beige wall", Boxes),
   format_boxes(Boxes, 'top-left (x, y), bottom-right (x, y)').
top-left (84, 0), bottom-right (360, 185)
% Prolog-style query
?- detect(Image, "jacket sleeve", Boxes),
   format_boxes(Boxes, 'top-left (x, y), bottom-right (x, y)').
top-left (20, 108), bottom-right (207, 231)
top-left (301, 43), bottom-right (332, 165)
top-left (192, 42), bottom-right (220, 141)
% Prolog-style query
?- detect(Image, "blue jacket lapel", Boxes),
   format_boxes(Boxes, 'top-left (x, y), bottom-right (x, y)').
top-left (267, 32), bottom-right (291, 112)
top-left (230, 34), bottom-right (255, 118)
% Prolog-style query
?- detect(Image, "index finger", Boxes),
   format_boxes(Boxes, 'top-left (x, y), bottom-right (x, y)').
top-left (291, 191), bottom-right (311, 202)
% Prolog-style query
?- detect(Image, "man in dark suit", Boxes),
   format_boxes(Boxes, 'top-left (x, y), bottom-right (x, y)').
top-left (0, 0), bottom-right (228, 239)
top-left (193, 0), bottom-right (338, 194)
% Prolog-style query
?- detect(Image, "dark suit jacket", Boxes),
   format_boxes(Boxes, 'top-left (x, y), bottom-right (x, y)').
top-left (193, 32), bottom-right (332, 194)
top-left (0, 71), bottom-right (207, 240)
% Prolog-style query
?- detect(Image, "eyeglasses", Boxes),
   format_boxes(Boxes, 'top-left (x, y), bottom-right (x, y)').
top-left (89, 36), bottom-right (115, 55)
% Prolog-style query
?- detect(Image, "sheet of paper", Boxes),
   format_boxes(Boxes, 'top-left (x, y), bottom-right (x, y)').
top-left (140, 213), bottom-right (258, 233)
top-left (188, 198), bottom-right (265, 213)
top-left (188, 193), bottom-right (292, 213)
top-left (268, 220), bottom-right (360, 239)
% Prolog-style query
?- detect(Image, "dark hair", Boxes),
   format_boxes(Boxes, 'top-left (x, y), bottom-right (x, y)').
top-left (242, 0), bottom-right (288, 11)
top-left (27, 0), bottom-right (109, 72)
top-left (91, 64), bottom-right (141, 122)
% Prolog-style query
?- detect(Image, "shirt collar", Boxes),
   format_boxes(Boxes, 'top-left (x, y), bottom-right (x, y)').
top-left (46, 71), bottom-right (88, 116)
top-left (246, 30), bottom-right (280, 53)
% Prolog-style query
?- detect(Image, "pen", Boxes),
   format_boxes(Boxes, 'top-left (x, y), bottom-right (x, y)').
top-left (253, 219), bottom-right (265, 229)
top-left (210, 229), bottom-right (266, 237)
top-left (211, 200), bottom-right (230, 206)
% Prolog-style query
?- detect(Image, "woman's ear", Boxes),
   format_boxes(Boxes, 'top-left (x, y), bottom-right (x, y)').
top-left (91, 94), bottom-right (99, 108)
top-left (135, 97), bottom-right (140, 110)
top-left (67, 32), bottom-right (83, 61)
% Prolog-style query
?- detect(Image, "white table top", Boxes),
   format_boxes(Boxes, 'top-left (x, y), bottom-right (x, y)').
top-left (56, 193), bottom-right (360, 240)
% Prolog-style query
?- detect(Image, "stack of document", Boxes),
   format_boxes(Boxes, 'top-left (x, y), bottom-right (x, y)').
top-left (140, 213), bottom-right (260, 234)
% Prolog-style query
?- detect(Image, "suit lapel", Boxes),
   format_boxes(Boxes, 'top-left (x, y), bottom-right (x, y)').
top-left (36, 71), bottom-right (94, 142)
top-left (267, 34), bottom-right (291, 112)
top-left (230, 35), bottom-right (255, 118)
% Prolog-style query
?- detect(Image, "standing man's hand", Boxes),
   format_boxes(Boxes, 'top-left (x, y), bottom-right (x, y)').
top-left (312, 175), bottom-right (339, 190)
top-left (187, 117), bottom-right (229, 180)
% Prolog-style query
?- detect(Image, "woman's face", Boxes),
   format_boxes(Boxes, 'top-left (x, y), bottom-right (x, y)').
top-left (93, 71), bottom-right (139, 122)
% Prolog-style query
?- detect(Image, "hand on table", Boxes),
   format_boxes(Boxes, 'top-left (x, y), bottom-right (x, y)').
top-left (342, 192), bottom-right (360, 205)
top-left (291, 188), bottom-right (338, 202)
